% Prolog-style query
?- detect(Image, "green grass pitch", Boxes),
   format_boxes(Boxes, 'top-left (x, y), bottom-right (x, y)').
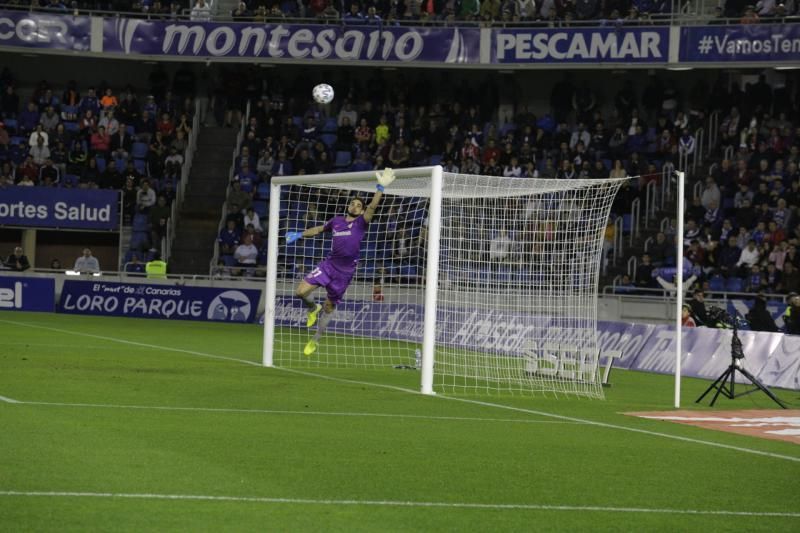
top-left (0, 311), bottom-right (798, 532)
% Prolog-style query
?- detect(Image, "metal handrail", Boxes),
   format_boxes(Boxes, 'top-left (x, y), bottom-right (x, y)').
top-left (613, 215), bottom-right (623, 266)
top-left (630, 197), bottom-right (640, 246)
top-left (694, 127), bottom-right (704, 168)
top-left (693, 180), bottom-right (702, 200)
top-left (602, 284), bottom-right (790, 303)
top-left (627, 255), bottom-right (638, 281)
top-left (724, 145), bottom-right (734, 161)
top-left (644, 236), bottom-right (653, 253)
top-left (644, 180), bottom-right (657, 228)
top-left (708, 111), bottom-right (719, 154)
top-left (661, 162), bottom-right (674, 209)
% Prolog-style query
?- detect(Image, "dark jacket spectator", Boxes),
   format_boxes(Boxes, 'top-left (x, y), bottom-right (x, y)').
top-left (746, 295), bottom-right (778, 332)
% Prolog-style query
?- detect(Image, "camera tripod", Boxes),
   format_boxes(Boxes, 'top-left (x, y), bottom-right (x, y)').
top-left (695, 322), bottom-right (787, 409)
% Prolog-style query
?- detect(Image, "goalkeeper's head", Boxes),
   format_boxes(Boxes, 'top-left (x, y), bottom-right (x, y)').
top-left (347, 197), bottom-right (365, 217)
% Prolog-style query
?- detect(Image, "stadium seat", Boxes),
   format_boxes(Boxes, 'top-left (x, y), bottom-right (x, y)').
top-left (126, 125), bottom-right (136, 136)
top-left (64, 121), bottom-right (79, 133)
top-left (131, 142), bottom-right (149, 159)
top-left (129, 231), bottom-right (150, 251)
top-left (334, 151), bottom-right (352, 168)
top-left (622, 214), bottom-right (632, 234)
top-left (709, 276), bottom-right (725, 292)
top-left (133, 159), bottom-right (147, 175)
top-left (95, 157), bottom-right (106, 172)
top-left (253, 200), bottom-right (268, 218)
top-left (132, 213), bottom-right (149, 232)
top-left (725, 277), bottom-right (744, 293)
top-left (320, 133), bottom-right (337, 147)
top-left (255, 182), bottom-right (270, 200)
top-left (3, 118), bottom-right (17, 132)
top-left (428, 154), bottom-right (443, 165)
top-left (321, 117), bottom-right (338, 133)
top-left (61, 174), bottom-right (79, 187)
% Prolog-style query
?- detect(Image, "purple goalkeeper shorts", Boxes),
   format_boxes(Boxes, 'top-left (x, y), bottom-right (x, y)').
top-left (304, 260), bottom-right (354, 305)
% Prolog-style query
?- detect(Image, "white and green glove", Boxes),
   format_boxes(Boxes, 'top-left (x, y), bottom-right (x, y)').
top-left (375, 167), bottom-right (395, 192)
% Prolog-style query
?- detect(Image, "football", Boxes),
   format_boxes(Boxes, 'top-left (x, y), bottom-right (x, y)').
top-left (312, 83), bottom-right (334, 104)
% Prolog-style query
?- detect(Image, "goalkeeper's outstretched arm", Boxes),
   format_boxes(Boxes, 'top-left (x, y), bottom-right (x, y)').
top-left (286, 224), bottom-right (325, 244)
top-left (365, 167), bottom-right (395, 223)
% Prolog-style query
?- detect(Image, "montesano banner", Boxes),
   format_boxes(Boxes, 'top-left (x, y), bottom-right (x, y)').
top-left (103, 18), bottom-right (479, 63)
top-left (59, 280), bottom-right (261, 323)
top-left (0, 10), bottom-right (90, 51)
top-left (0, 187), bottom-right (119, 230)
top-left (491, 26), bottom-right (669, 64)
top-left (680, 24), bottom-right (800, 63)
top-left (266, 297), bottom-right (799, 390)
top-left (0, 275), bottom-right (55, 312)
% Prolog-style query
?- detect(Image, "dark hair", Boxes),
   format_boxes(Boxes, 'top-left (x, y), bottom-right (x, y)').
top-left (351, 197), bottom-right (365, 209)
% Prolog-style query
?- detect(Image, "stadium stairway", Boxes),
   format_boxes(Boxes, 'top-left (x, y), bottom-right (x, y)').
top-left (169, 126), bottom-right (238, 274)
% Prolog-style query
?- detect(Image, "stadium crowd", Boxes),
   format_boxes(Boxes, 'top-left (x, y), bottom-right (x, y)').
top-left (9, 0), bottom-right (800, 24)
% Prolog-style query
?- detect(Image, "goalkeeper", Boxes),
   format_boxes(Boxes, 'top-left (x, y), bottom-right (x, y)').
top-left (286, 168), bottom-right (395, 355)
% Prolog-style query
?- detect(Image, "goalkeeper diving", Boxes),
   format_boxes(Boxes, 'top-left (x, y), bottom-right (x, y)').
top-left (286, 168), bottom-right (395, 355)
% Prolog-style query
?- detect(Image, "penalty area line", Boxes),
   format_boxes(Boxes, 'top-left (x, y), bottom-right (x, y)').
top-left (0, 491), bottom-right (798, 518)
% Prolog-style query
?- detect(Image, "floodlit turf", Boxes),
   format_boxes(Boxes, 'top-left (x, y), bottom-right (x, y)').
top-left (1, 311), bottom-right (798, 532)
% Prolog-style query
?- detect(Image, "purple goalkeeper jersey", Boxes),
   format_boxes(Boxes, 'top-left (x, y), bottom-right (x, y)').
top-left (324, 215), bottom-right (368, 271)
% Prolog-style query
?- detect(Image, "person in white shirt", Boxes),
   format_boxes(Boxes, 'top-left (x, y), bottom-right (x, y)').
top-left (736, 240), bottom-right (760, 272)
top-left (74, 248), bottom-right (100, 273)
top-left (234, 234), bottom-right (258, 275)
top-left (190, 0), bottom-right (212, 21)
top-left (28, 125), bottom-right (49, 148)
top-left (489, 230), bottom-right (514, 262)
top-left (136, 179), bottom-right (157, 211)
top-left (243, 207), bottom-right (262, 233)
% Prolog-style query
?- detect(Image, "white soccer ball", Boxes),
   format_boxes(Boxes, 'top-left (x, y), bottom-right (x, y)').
top-left (312, 83), bottom-right (334, 104)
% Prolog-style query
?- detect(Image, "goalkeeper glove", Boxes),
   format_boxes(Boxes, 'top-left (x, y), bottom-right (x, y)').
top-left (376, 167), bottom-right (395, 191)
top-left (286, 231), bottom-right (303, 244)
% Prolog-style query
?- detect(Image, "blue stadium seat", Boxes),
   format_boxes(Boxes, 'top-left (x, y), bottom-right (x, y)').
top-left (428, 154), bottom-right (443, 165)
top-left (61, 174), bottom-right (79, 187)
top-left (222, 255), bottom-right (237, 266)
top-left (320, 133), bottom-right (337, 148)
top-left (725, 277), bottom-right (744, 292)
top-left (709, 276), bottom-right (725, 292)
top-left (321, 118), bottom-right (338, 133)
top-left (64, 122), bottom-right (79, 133)
top-left (9, 136), bottom-right (24, 146)
top-left (334, 151), bottom-right (352, 168)
top-left (132, 213), bottom-right (149, 231)
top-left (255, 182), bottom-right (270, 200)
top-left (621, 214), bottom-right (632, 234)
top-left (253, 200), bottom-right (268, 218)
top-left (95, 157), bottom-right (106, 173)
top-left (3, 119), bottom-right (17, 132)
top-left (131, 142), bottom-right (149, 160)
top-left (292, 116), bottom-right (303, 129)
top-left (133, 159), bottom-right (147, 175)
top-left (129, 231), bottom-right (149, 251)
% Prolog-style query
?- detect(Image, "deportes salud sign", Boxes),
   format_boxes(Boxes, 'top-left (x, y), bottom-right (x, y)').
top-left (59, 280), bottom-right (260, 323)
top-left (0, 188), bottom-right (119, 230)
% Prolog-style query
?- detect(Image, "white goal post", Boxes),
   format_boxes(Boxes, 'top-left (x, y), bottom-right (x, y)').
top-left (262, 166), bottom-right (626, 398)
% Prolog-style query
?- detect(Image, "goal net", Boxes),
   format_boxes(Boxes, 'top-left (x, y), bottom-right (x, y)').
top-left (262, 167), bottom-right (625, 398)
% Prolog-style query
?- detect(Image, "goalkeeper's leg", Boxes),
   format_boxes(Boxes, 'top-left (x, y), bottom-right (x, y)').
top-left (295, 279), bottom-right (322, 327)
top-left (305, 300), bottom-right (335, 355)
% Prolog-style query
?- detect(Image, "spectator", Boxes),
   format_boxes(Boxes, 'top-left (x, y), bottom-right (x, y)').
top-left (218, 219), bottom-right (241, 256)
top-left (4, 246), bottom-right (30, 271)
top-left (233, 234), bottom-right (258, 275)
top-left (736, 239), bottom-right (760, 275)
top-left (489, 230), bottom-right (513, 262)
top-left (136, 179), bottom-right (157, 212)
top-left (688, 289), bottom-right (709, 326)
top-left (73, 248), bottom-right (100, 273)
top-left (636, 254), bottom-right (656, 289)
top-left (243, 206), bottom-right (262, 233)
top-left (148, 195), bottom-right (171, 250)
top-left (681, 304), bottom-right (697, 327)
top-left (190, 0), bottom-right (212, 21)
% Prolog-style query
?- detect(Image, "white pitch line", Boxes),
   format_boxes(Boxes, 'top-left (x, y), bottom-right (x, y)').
top-left (0, 491), bottom-right (798, 518)
top-left (4, 399), bottom-right (579, 425)
top-left (0, 318), bottom-right (260, 367)
top-left (3, 318), bottom-right (799, 463)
